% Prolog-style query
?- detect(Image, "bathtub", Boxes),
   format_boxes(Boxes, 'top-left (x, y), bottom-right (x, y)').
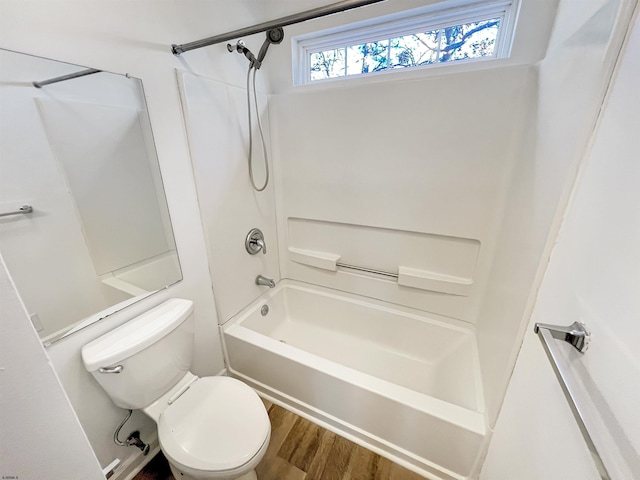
top-left (222, 280), bottom-right (488, 479)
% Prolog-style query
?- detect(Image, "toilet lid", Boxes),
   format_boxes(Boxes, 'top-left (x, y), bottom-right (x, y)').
top-left (158, 376), bottom-right (270, 473)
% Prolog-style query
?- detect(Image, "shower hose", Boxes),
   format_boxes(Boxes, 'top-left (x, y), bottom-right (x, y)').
top-left (246, 64), bottom-right (270, 192)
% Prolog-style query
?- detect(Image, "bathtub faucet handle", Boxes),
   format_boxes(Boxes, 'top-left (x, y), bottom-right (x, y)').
top-left (256, 275), bottom-right (276, 288)
top-left (246, 228), bottom-right (267, 255)
top-left (255, 238), bottom-right (267, 254)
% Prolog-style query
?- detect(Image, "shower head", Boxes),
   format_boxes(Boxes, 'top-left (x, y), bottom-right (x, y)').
top-left (257, 27), bottom-right (285, 66)
top-left (227, 27), bottom-right (284, 70)
top-left (267, 27), bottom-right (285, 45)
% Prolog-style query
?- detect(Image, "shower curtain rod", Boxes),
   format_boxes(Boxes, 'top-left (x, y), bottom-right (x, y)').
top-left (33, 68), bottom-right (101, 88)
top-left (171, 0), bottom-right (386, 55)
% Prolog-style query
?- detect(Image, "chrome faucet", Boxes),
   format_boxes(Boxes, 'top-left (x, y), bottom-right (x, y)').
top-left (256, 275), bottom-right (275, 288)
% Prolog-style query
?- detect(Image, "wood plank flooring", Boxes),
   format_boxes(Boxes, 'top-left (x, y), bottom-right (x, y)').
top-left (133, 400), bottom-right (425, 480)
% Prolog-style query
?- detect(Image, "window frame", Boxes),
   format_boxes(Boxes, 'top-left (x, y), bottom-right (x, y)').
top-left (293, 0), bottom-right (520, 85)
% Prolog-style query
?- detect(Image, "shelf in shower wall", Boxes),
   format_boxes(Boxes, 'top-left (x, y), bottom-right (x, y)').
top-left (289, 247), bottom-right (340, 271)
top-left (397, 266), bottom-right (473, 296)
top-left (287, 247), bottom-right (473, 296)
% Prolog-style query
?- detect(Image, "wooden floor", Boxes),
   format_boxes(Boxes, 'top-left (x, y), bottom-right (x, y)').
top-left (133, 400), bottom-right (425, 480)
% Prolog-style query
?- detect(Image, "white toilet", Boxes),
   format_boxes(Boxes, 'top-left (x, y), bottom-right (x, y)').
top-left (81, 298), bottom-right (270, 480)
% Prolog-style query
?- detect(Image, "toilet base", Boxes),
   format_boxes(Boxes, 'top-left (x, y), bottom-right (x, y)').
top-left (237, 471), bottom-right (258, 480)
top-left (168, 463), bottom-right (258, 480)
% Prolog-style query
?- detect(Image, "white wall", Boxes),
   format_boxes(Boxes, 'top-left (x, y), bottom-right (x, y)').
top-left (0, 0), bottom-right (268, 474)
top-left (270, 65), bottom-right (534, 321)
top-left (263, 0), bottom-right (559, 326)
top-left (481, 8), bottom-right (640, 478)
top-left (177, 71), bottom-right (281, 324)
top-left (476, 0), bottom-right (636, 425)
top-left (0, 256), bottom-right (104, 480)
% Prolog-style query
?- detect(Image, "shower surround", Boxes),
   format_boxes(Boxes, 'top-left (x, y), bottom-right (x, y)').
top-left (177, 0), bottom-right (632, 478)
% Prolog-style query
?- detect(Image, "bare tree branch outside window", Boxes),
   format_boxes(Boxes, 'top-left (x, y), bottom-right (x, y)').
top-left (309, 18), bottom-right (500, 81)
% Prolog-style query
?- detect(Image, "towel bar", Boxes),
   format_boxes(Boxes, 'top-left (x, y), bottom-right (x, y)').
top-left (534, 322), bottom-right (611, 479)
top-left (0, 205), bottom-right (33, 218)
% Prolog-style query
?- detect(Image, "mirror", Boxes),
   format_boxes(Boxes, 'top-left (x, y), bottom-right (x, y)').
top-left (0, 49), bottom-right (182, 344)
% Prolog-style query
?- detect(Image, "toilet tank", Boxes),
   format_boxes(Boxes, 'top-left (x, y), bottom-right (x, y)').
top-left (82, 298), bottom-right (194, 410)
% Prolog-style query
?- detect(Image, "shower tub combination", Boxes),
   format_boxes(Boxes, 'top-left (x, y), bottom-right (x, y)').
top-left (222, 280), bottom-right (488, 479)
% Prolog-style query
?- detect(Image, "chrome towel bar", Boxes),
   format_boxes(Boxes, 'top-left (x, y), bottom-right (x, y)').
top-left (534, 322), bottom-right (611, 480)
top-left (336, 262), bottom-right (398, 278)
top-left (0, 204), bottom-right (33, 218)
top-left (534, 321), bottom-right (591, 353)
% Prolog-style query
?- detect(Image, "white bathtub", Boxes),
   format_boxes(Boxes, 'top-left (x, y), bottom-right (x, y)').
top-left (222, 280), bottom-right (488, 479)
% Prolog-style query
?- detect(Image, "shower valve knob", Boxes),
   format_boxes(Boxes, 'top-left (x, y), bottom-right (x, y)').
top-left (246, 228), bottom-right (267, 255)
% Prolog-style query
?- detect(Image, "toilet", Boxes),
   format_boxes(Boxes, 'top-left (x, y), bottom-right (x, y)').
top-left (81, 298), bottom-right (270, 480)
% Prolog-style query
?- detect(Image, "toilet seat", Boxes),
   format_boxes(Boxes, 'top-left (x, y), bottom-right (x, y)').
top-left (158, 376), bottom-right (270, 477)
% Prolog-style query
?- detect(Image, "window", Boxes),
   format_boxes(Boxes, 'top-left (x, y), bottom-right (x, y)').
top-left (293, 0), bottom-right (518, 85)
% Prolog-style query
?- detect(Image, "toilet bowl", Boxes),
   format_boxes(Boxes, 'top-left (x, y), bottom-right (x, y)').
top-left (151, 375), bottom-right (270, 480)
top-left (81, 298), bottom-right (270, 480)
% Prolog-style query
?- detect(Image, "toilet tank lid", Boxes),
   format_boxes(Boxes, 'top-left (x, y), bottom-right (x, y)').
top-left (81, 298), bottom-right (194, 372)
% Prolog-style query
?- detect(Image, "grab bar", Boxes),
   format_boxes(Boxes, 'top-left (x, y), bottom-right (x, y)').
top-left (336, 262), bottom-right (398, 278)
top-left (534, 322), bottom-right (611, 479)
top-left (0, 205), bottom-right (33, 218)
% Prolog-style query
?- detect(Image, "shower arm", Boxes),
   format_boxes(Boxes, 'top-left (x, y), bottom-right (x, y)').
top-left (171, 0), bottom-right (386, 55)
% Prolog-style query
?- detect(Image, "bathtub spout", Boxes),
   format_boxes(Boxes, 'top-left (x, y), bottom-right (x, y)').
top-left (256, 275), bottom-right (276, 288)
